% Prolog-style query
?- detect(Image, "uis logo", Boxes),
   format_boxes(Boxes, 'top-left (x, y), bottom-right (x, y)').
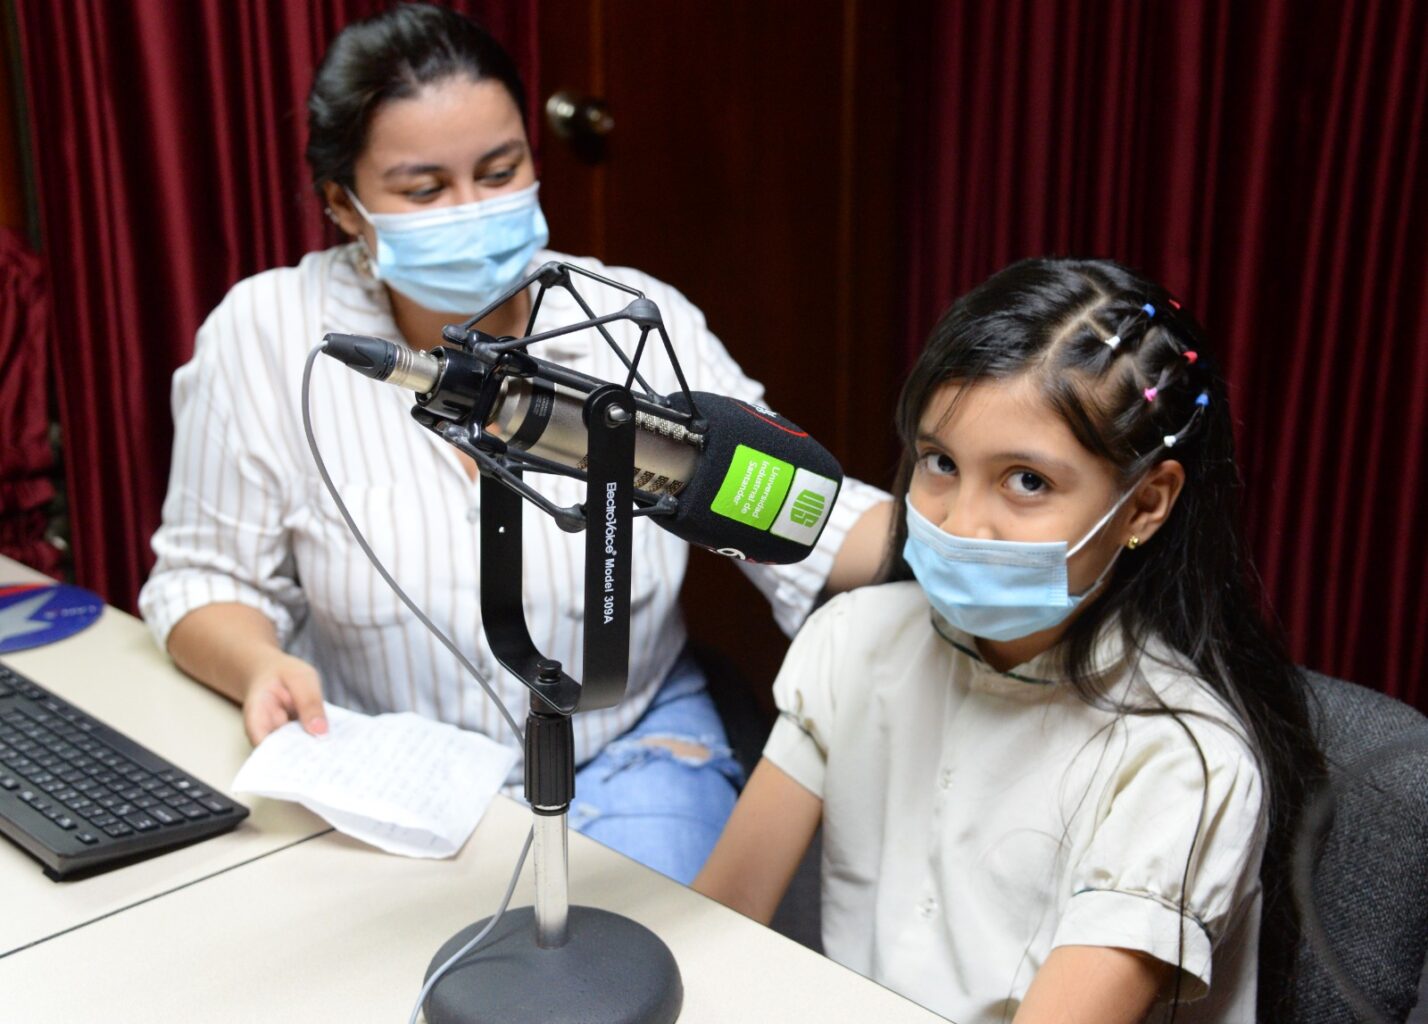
top-left (0, 583), bottom-right (105, 654)
top-left (788, 488), bottom-right (827, 528)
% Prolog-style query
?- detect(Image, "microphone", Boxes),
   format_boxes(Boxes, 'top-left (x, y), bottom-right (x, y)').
top-left (322, 333), bottom-right (843, 564)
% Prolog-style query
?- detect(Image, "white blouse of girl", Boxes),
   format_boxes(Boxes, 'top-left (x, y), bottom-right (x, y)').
top-left (695, 257), bottom-right (1323, 1024)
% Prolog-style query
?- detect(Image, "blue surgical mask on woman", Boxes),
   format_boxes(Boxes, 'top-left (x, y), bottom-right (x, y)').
top-left (902, 486), bottom-right (1137, 642)
top-left (346, 182), bottom-right (549, 314)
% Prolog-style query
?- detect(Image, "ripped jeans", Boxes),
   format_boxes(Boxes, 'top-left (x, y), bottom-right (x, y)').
top-left (570, 653), bottom-right (745, 885)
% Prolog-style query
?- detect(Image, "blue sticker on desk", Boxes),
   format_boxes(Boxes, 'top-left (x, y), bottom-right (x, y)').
top-left (0, 583), bottom-right (104, 653)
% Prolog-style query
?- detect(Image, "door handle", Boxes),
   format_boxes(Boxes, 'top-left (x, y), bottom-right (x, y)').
top-left (545, 90), bottom-right (614, 163)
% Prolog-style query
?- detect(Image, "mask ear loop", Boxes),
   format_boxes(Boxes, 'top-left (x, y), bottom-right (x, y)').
top-left (340, 187), bottom-right (381, 278)
top-left (343, 186), bottom-right (375, 223)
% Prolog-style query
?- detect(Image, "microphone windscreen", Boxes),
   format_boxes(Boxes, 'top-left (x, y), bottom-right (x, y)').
top-left (659, 393), bottom-right (843, 564)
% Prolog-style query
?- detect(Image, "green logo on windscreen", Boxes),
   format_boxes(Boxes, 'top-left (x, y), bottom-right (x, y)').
top-left (788, 489), bottom-right (826, 527)
top-left (710, 444), bottom-right (794, 530)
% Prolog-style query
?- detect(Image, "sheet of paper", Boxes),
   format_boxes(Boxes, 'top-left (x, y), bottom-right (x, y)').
top-left (232, 703), bottom-right (517, 858)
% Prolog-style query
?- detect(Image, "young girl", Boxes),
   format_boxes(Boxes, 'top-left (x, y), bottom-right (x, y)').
top-left (694, 258), bottom-right (1322, 1022)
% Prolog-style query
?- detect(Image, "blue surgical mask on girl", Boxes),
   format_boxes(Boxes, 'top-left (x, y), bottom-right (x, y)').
top-left (902, 486), bottom-right (1138, 642)
top-left (345, 182), bottom-right (549, 314)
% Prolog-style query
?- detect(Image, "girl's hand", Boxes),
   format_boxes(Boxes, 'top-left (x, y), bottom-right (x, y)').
top-left (241, 653), bottom-right (328, 745)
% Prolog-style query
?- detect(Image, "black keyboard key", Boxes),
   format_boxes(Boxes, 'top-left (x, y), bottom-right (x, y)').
top-left (199, 796), bottom-right (234, 815)
top-left (153, 786), bottom-right (180, 802)
top-left (30, 797), bottom-right (51, 813)
top-left (172, 801), bottom-right (209, 820)
top-left (101, 822), bottom-right (133, 838)
top-left (87, 812), bottom-right (117, 827)
top-left (17, 788), bottom-right (36, 803)
top-left (148, 805), bottom-right (182, 826)
top-left (123, 812), bottom-right (159, 832)
top-left (75, 831), bottom-right (98, 845)
top-left (0, 775), bottom-right (17, 790)
top-left (119, 786), bottom-right (145, 800)
top-left (54, 815), bottom-right (76, 830)
top-left (133, 795), bottom-right (158, 808)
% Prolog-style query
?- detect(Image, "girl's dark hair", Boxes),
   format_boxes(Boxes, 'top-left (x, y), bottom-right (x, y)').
top-left (305, 3), bottom-right (526, 189)
top-left (890, 257), bottom-right (1324, 1018)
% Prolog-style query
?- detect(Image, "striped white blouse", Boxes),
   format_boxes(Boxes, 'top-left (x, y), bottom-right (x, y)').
top-left (139, 244), bottom-right (887, 767)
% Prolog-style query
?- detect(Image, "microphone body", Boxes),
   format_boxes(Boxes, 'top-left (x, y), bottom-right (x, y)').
top-left (322, 333), bottom-right (842, 564)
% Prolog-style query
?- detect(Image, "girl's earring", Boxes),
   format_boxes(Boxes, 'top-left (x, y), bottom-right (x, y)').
top-left (1126, 535), bottom-right (1141, 550)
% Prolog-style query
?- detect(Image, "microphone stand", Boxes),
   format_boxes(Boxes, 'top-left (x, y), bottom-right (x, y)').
top-left (416, 267), bottom-right (687, 1024)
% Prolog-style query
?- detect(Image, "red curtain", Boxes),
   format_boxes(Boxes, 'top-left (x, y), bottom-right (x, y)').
top-left (0, 228), bottom-right (60, 576)
top-left (904, 0), bottom-right (1428, 709)
top-left (12, 0), bottom-right (535, 613)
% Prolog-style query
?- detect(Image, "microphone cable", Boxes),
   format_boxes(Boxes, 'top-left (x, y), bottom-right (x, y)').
top-left (301, 344), bottom-right (534, 1022)
top-left (301, 344), bottom-right (524, 745)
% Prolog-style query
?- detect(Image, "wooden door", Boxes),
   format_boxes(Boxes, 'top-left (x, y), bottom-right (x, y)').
top-left (535, 1), bottom-right (911, 707)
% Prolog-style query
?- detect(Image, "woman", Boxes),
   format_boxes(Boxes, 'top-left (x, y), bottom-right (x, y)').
top-left (138, 4), bottom-right (890, 884)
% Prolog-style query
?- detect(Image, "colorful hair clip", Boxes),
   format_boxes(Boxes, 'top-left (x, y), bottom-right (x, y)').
top-left (1184, 350), bottom-right (1198, 364)
top-left (1141, 303), bottom-right (1157, 318)
top-left (1144, 386), bottom-right (1159, 402)
top-left (1195, 391), bottom-right (1210, 406)
top-left (1168, 298), bottom-right (1182, 310)
top-left (1104, 334), bottom-right (1121, 350)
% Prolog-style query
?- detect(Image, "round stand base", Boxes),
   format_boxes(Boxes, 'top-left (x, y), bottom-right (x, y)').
top-left (422, 905), bottom-right (683, 1024)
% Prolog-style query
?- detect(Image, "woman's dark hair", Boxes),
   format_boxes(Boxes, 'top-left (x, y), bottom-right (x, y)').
top-left (305, 3), bottom-right (526, 189)
top-left (889, 257), bottom-right (1324, 1018)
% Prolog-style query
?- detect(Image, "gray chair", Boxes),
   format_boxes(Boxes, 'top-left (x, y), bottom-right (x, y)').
top-left (1288, 672), bottom-right (1428, 1023)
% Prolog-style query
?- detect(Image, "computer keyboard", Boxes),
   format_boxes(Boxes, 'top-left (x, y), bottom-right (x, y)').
top-left (0, 662), bottom-right (249, 880)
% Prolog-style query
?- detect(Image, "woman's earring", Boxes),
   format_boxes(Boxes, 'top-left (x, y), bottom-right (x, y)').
top-left (1126, 535), bottom-right (1141, 550)
top-left (351, 242), bottom-right (375, 279)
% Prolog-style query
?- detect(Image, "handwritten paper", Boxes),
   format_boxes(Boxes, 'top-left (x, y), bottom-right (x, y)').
top-left (232, 703), bottom-right (517, 858)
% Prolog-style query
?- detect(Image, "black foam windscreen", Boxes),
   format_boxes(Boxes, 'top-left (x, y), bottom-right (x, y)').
top-left (658, 392), bottom-right (844, 564)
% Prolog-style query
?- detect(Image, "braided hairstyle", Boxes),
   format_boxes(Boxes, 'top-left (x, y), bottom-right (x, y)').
top-left (888, 257), bottom-right (1323, 1018)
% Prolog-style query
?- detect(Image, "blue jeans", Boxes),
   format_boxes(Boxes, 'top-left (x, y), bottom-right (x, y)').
top-left (571, 654), bottom-right (745, 885)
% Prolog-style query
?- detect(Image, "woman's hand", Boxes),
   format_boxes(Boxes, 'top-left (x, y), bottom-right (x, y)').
top-left (166, 602), bottom-right (328, 746)
top-left (241, 651), bottom-right (328, 745)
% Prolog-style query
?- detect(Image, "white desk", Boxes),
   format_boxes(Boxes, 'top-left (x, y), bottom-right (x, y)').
top-left (0, 556), bottom-right (327, 956)
top-left (0, 558), bottom-right (944, 1022)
